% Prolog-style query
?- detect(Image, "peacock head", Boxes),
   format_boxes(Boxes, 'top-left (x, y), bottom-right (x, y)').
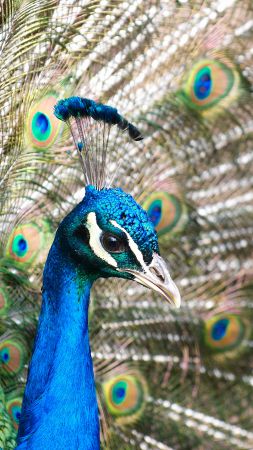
top-left (59, 185), bottom-right (180, 307)
top-left (54, 97), bottom-right (181, 307)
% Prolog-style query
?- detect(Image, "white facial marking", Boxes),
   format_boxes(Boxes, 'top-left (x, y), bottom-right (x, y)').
top-left (110, 221), bottom-right (181, 308)
top-left (86, 212), bottom-right (117, 267)
top-left (110, 220), bottom-right (148, 271)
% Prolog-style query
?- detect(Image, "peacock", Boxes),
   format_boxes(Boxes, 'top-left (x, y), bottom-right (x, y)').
top-left (1, 0), bottom-right (253, 449)
top-left (16, 97), bottom-right (181, 449)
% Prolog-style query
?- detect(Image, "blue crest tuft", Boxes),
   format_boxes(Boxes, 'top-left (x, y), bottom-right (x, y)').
top-left (54, 96), bottom-right (143, 141)
top-left (53, 97), bottom-right (143, 189)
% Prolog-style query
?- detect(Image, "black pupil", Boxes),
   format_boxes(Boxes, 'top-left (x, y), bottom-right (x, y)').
top-left (102, 233), bottom-right (124, 253)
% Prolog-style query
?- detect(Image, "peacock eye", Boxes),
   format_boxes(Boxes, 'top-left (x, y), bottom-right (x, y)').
top-left (101, 232), bottom-right (126, 254)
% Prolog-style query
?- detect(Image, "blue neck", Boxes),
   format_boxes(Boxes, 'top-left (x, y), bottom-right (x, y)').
top-left (17, 235), bottom-right (99, 450)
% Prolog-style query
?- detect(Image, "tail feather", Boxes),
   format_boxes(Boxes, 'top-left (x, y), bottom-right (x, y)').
top-left (1, 0), bottom-right (253, 449)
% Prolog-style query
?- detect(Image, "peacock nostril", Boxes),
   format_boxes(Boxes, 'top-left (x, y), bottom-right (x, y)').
top-left (149, 266), bottom-right (165, 282)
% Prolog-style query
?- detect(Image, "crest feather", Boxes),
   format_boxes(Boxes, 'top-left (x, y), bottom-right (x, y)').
top-left (54, 97), bottom-right (143, 190)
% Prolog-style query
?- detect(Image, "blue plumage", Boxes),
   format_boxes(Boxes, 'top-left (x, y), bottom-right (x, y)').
top-left (17, 185), bottom-right (177, 449)
top-left (17, 249), bottom-right (98, 449)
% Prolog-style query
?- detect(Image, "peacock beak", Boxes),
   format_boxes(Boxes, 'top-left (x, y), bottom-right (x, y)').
top-left (122, 253), bottom-right (181, 308)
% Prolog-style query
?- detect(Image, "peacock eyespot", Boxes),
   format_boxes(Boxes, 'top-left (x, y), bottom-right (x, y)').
top-left (26, 94), bottom-right (63, 149)
top-left (194, 66), bottom-right (212, 100)
top-left (100, 232), bottom-right (126, 253)
top-left (149, 203), bottom-right (162, 227)
top-left (178, 57), bottom-right (244, 116)
top-left (32, 112), bottom-right (51, 141)
top-left (6, 398), bottom-right (23, 429)
top-left (211, 318), bottom-right (229, 341)
top-left (13, 235), bottom-right (28, 256)
top-left (6, 220), bottom-right (53, 266)
top-left (203, 314), bottom-right (248, 354)
top-left (0, 339), bottom-right (26, 376)
top-left (1, 349), bottom-right (10, 362)
top-left (143, 191), bottom-right (188, 237)
top-left (102, 372), bottom-right (147, 423)
top-left (10, 404), bottom-right (21, 422)
top-left (112, 381), bottom-right (127, 405)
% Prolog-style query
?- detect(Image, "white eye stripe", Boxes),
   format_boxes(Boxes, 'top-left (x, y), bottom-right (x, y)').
top-left (86, 212), bottom-right (117, 268)
top-left (110, 220), bottom-right (147, 271)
